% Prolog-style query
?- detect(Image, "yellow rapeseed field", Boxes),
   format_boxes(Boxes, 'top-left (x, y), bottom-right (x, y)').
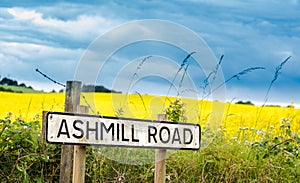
top-left (0, 91), bottom-right (299, 138)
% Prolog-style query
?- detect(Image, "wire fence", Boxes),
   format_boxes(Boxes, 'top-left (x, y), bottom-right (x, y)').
top-left (36, 68), bottom-right (97, 115)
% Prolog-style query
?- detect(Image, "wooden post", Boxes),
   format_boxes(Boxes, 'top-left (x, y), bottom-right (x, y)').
top-left (60, 81), bottom-right (82, 183)
top-left (155, 114), bottom-right (167, 183)
top-left (72, 105), bottom-right (89, 183)
top-left (42, 111), bottom-right (48, 140)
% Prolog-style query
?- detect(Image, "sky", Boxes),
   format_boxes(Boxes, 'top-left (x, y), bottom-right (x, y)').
top-left (0, 0), bottom-right (299, 106)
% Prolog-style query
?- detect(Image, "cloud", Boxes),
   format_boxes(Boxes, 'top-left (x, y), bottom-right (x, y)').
top-left (0, 41), bottom-right (82, 62)
top-left (0, 0), bottom-right (299, 104)
top-left (8, 8), bottom-right (40, 20)
top-left (0, 40), bottom-right (83, 85)
top-left (6, 7), bottom-right (121, 46)
top-left (0, 4), bottom-right (123, 90)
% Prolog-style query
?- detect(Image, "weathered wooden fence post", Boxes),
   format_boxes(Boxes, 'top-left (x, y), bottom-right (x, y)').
top-left (155, 114), bottom-right (167, 183)
top-left (73, 105), bottom-right (89, 183)
top-left (60, 81), bottom-right (82, 183)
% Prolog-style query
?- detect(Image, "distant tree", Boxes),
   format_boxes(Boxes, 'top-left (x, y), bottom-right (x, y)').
top-left (95, 85), bottom-right (112, 93)
top-left (82, 85), bottom-right (120, 93)
top-left (19, 83), bottom-right (26, 87)
top-left (286, 102), bottom-right (295, 108)
top-left (0, 77), bottom-right (18, 86)
top-left (265, 104), bottom-right (281, 107)
top-left (235, 100), bottom-right (254, 105)
top-left (286, 105), bottom-right (294, 108)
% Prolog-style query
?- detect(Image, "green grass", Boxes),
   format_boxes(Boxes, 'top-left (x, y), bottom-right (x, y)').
top-left (0, 117), bottom-right (299, 182)
top-left (84, 125), bottom-right (300, 182)
top-left (0, 84), bottom-right (42, 93)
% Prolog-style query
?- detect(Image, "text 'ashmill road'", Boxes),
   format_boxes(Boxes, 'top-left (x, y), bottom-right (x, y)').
top-left (46, 112), bottom-right (200, 150)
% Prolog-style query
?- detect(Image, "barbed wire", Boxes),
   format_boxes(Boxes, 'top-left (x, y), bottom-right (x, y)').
top-left (35, 68), bottom-right (99, 115)
top-left (35, 69), bottom-right (66, 87)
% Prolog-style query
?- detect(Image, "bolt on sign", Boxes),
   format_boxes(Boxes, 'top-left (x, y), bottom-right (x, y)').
top-left (46, 112), bottom-right (201, 150)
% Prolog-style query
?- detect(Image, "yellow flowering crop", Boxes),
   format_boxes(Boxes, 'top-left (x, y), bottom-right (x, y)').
top-left (0, 91), bottom-right (299, 138)
top-left (0, 92), bottom-right (65, 121)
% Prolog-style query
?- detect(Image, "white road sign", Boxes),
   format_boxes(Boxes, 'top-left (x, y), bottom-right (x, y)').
top-left (46, 112), bottom-right (201, 150)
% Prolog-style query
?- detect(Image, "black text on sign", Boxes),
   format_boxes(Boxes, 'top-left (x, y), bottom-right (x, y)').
top-left (46, 112), bottom-right (200, 150)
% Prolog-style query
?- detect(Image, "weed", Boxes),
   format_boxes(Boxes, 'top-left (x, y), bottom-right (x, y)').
top-left (165, 99), bottom-right (187, 122)
top-left (0, 117), bottom-right (60, 182)
top-left (255, 56), bottom-right (292, 126)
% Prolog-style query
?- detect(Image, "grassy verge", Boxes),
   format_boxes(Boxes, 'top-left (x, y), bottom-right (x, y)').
top-left (0, 84), bottom-right (42, 93)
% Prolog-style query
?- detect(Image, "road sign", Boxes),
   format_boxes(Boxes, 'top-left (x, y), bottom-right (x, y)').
top-left (46, 112), bottom-right (200, 150)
